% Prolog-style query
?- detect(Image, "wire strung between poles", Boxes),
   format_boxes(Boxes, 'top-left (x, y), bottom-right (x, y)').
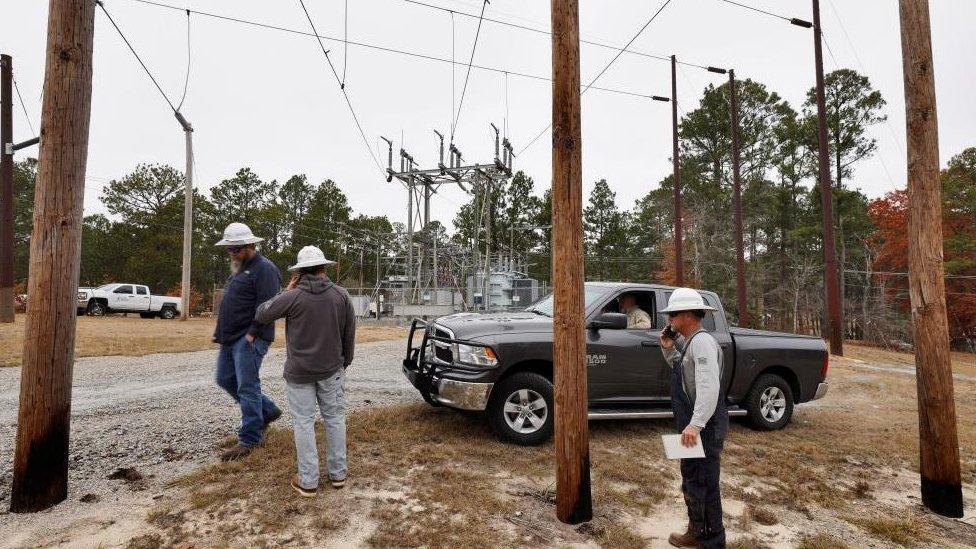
top-left (296, 0), bottom-right (385, 178)
top-left (450, 0), bottom-right (489, 144)
top-left (12, 75), bottom-right (36, 136)
top-left (97, 0), bottom-right (179, 114)
top-left (517, 0), bottom-right (674, 157)
top-left (120, 0), bottom-right (659, 101)
top-left (176, 8), bottom-right (191, 111)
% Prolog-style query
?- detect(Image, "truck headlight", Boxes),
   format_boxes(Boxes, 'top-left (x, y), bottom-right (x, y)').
top-left (455, 344), bottom-right (498, 367)
top-left (77, 292), bottom-right (87, 301)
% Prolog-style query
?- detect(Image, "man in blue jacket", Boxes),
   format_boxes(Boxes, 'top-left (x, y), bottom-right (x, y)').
top-left (213, 222), bottom-right (283, 461)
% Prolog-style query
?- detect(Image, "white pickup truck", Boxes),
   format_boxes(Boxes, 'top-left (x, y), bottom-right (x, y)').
top-left (77, 283), bottom-right (182, 319)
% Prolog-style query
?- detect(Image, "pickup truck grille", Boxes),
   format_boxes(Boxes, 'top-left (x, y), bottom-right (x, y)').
top-left (432, 327), bottom-right (454, 363)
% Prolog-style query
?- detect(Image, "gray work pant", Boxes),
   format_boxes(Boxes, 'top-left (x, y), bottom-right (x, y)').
top-left (285, 369), bottom-right (348, 489)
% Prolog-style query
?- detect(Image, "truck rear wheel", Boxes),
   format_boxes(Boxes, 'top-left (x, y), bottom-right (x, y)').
top-left (745, 374), bottom-right (794, 430)
top-left (159, 307), bottom-right (177, 319)
top-left (487, 372), bottom-right (553, 446)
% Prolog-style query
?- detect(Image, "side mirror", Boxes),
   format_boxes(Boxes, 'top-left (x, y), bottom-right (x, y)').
top-left (588, 312), bottom-right (628, 330)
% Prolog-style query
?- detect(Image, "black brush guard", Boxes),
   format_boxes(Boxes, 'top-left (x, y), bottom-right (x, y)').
top-left (403, 318), bottom-right (493, 403)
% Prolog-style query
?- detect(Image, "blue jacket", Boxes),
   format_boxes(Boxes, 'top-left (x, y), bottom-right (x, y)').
top-left (214, 252), bottom-right (282, 344)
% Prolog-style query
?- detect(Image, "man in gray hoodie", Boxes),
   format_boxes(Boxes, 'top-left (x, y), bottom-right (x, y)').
top-left (254, 245), bottom-right (356, 497)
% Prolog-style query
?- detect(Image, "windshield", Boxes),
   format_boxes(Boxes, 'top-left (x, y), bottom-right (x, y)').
top-left (526, 286), bottom-right (610, 317)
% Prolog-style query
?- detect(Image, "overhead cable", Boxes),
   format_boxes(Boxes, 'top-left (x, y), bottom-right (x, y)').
top-left (450, 0), bottom-right (489, 143)
top-left (518, 0), bottom-right (675, 157)
top-left (121, 0), bottom-right (656, 101)
top-left (12, 75), bottom-right (36, 136)
top-left (176, 8), bottom-right (191, 111)
top-left (97, 0), bottom-right (178, 113)
top-left (296, 0), bottom-right (385, 177)
top-left (398, 0), bottom-right (712, 71)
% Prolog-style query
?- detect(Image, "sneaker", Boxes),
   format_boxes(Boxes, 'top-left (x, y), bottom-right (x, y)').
top-left (263, 408), bottom-right (283, 429)
top-left (330, 476), bottom-right (347, 489)
top-left (291, 475), bottom-right (317, 498)
top-left (220, 444), bottom-right (253, 462)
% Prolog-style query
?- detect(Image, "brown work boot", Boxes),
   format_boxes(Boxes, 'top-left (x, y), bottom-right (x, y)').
top-left (220, 444), bottom-right (253, 462)
top-left (291, 475), bottom-right (317, 498)
top-left (668, 525), bottom-right (698, 548)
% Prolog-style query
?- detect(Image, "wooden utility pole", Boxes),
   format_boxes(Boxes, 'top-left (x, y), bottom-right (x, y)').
top-left (550, 0), bottom-right (591, 525)
top-left (811, 0), bottom-right (843, 355)
top-left (728, 70), bottom-right (748, 327)
top-left (11, 0), bottom-right (96, 513)
top-left (669, 55), bottom-right (683, 286)
top-left (175, 112), bottom-right (193, 321)
top-left (0, 54), bottom-right (14, 324)
top-left (899, 0), bottom-right (963, 518)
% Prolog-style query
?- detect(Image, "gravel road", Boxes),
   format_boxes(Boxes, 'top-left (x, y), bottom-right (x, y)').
top-left (0, 339), bottom-right (417, 545)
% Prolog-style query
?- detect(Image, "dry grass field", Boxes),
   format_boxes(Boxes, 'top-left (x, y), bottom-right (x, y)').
top-left (132, 344), bottom-right (976, 548)
top-left (0, 314), bottom-right (404, 367)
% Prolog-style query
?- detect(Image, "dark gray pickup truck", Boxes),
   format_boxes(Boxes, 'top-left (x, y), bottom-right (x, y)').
top-left (403, 282), bottom-right (829, 445)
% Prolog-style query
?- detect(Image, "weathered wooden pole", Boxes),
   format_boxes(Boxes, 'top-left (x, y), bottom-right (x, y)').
top-left (11, 0), bottom-right (96, 513)
top-left (898, 0), bottom-right (963, 518)
top-left (175, 112), bottom-right (193, 321)
top-left (811, 0), bottom-right (843, 355)
top-left (669, 55), bottom-right (683, 286)
top-left (0, 54), bottom-right (14, 324)
top-left (550, 0), bottom-right (591, 524)
top-left (728, 69), bottom-right (748, 328)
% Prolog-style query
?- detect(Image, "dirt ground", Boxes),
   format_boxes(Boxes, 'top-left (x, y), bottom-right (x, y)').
top-left (0, 314), bottom-right (404, 367)
top-left (104, 343), bottom-right (976, 549)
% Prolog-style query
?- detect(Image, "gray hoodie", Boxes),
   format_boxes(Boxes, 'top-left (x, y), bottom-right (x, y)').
top-left (254, 275), bottom-right (356, 383)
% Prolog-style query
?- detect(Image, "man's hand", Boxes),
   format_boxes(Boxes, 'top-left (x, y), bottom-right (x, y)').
top-left (660, 329), bottom-right (674, 350)
top-left (681, 424), bottom-right (700, 448)
top-left (245, 333), bottom-right (255, 345)
top-left (286, 274), bottom-right (300, 291)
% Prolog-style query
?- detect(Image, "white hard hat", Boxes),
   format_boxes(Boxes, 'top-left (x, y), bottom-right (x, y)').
top-left (288, 245), bottom-right (335, 271)
top-left (215, 222), bottom-right (264, 246)
top-left (660, 287), bottom-right (715, 313)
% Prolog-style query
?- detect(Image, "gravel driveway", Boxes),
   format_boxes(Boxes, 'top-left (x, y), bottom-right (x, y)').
top-left (0, 339), bottom-right (417, 545)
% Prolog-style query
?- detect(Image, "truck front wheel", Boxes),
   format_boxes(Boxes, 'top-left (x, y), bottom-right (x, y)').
top-left (87, 300), bottom-right (105, 316)
top-left (487, 372), bottom-right (553, 446)
top-left (745, 374), bottom-right (794, 431)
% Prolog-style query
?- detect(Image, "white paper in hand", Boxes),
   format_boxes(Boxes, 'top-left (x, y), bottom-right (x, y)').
top-left (662, 434), bottom-right (705, 460)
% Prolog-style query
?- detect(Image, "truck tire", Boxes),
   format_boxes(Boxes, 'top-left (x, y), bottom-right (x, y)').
top-left (159, 307), bottom-right (177, 320)
top-left (487, 372), bottom-right (554, 446)
top-left (745, 374), bottom-right (794, 431)
top-left (87, 300), bottom-right (105, 316)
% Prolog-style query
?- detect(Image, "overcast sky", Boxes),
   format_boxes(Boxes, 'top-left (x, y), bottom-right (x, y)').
top-left (4, 0), bottom-right (974, 230)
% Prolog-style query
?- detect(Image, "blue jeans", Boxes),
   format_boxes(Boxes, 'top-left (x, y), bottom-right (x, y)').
top-left (286, 370), bottom-right (348, 489)
top-left (215, 337), bottom-right (281, 447)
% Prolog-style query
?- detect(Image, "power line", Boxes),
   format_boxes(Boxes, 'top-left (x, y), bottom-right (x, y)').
top-left (846, 269), bottom-right (976, 281)
top-left (450, 0), bottom-right (488, 143)
top-left (296, 0), bottom-right (385, 177)
top-left (176, 8), bottom-right (191, 111)
top-left (398, 0), bottom-right (712, 71)
top-left (96, 0), bottom-right (178, 114)
top-left (714, 0), bottom-right (792, 23)
top-left (517, 0), bottom-right (675, 157)
top-left (12, 75), bottom-right (36, 136)
top-left (121, 0), bottom-right (658, 101)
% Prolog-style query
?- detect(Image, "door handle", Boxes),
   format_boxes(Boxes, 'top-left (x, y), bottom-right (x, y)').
top-left (641, 341), bottom-right (660, 347)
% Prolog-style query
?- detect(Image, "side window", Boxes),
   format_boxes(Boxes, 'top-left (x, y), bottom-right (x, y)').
top-left (114, 285), bottom-right (133, 294)
top-left (657, 291), bottom-right (672, 329)
top-left (136, 287), bottom-right (148, 295)
top-left (701, 296), bottom-right (717, 332)
top-left (659, 290), bottom-right (717, 332)
top-left (607, 290), bottom-right (655, 330)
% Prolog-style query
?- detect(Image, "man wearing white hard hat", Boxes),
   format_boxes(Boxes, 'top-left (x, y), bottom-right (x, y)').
top-left (659, 287), bottom-right (728, 549)
top-left (254, 245), bottom-right (356, 497)
top-left (213, 222), bottom-right (284, 461)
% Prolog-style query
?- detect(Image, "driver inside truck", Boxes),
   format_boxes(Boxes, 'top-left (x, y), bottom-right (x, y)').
top-left (618, 293), bottom-right (652, 330)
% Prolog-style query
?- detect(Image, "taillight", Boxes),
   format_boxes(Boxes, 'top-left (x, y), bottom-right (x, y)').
top-left (821, 353), bottom-right (829, 380)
